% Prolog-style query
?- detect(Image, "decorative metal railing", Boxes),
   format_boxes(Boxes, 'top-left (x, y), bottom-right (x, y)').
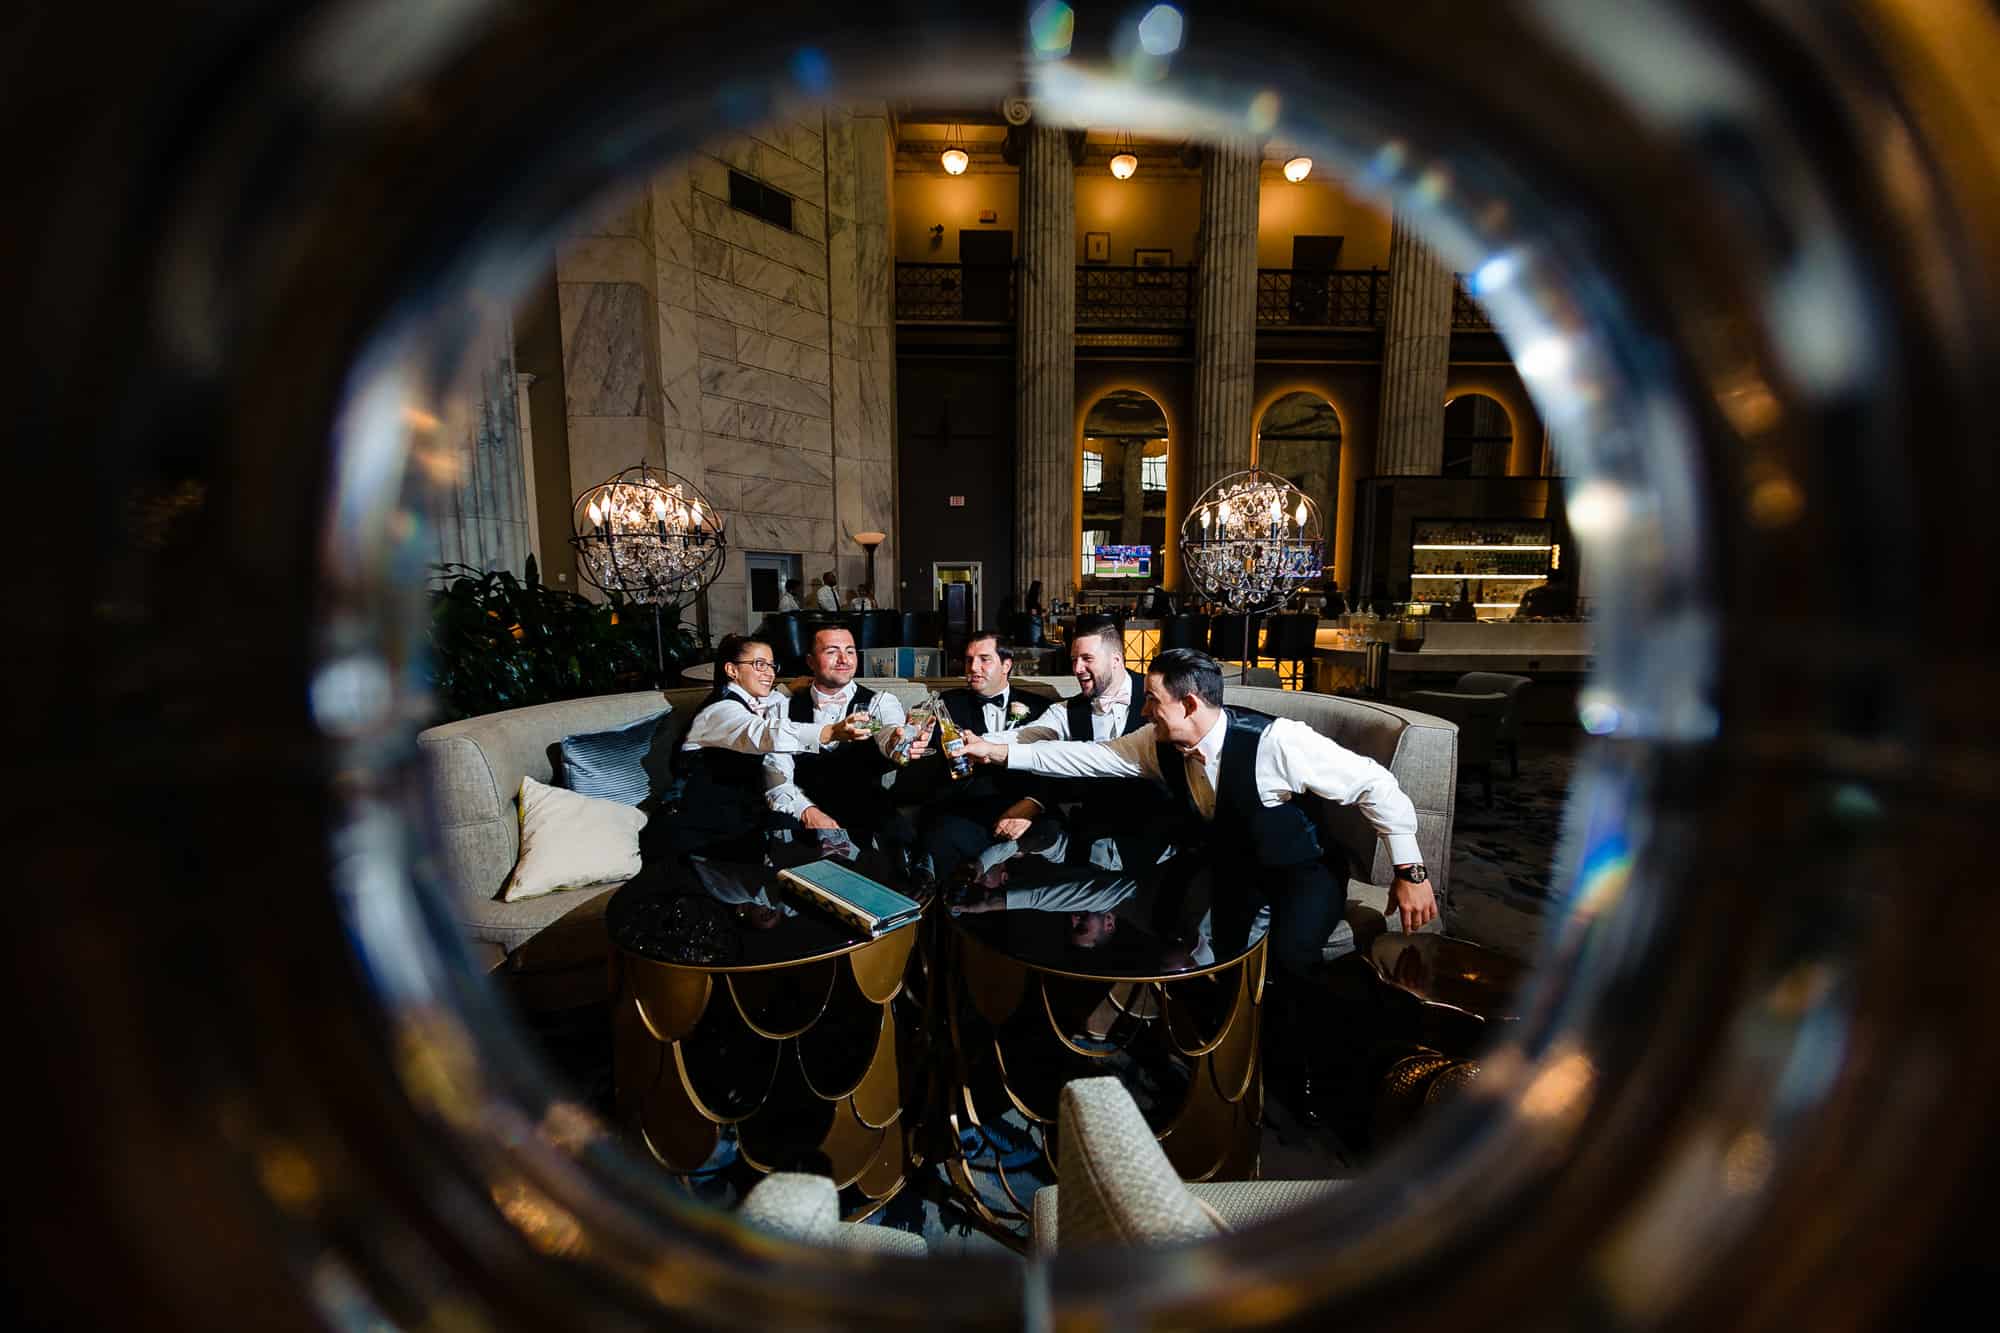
top-left (896, 260), bottom-right (1495, 332)
top-left (1452, 281), bottom-right (1494, 330)
top-left (894, 262), bottom-right (1015, 322)
top-left (1255, 268), bottom-right (1387, 327)
top-left (1075, 265), bottom-right (1196, 325)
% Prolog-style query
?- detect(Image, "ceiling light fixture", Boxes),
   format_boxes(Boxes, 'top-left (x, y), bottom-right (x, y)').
top-left (1283, 155), bottom-right (1312, 183)
top-left (1110, 130), bottom-right (1138, 180)
top-left (941, 124), bottom-right (968, 175)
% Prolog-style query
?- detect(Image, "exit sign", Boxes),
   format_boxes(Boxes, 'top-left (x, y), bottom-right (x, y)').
top-left (948, 495), bottom-right (966, 506)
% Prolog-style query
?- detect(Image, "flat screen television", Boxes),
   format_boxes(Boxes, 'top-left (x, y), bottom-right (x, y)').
top-left (1092, 544), bottom-right (1152, 578)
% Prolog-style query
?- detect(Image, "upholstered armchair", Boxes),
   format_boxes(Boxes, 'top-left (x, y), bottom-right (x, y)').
top-left (1397, 689), bottom-right (1508, 807)
top-left (1454, 671), bottom-right (1533, 777)
top-left (737, 1173), bottom-right (928, 1257)
top-left (1030, 1078), bottom-right (1344, 1252)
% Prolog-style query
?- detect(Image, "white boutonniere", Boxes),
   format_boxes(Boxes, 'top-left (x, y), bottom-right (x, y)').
top-left (1006, 701), bottom-right (1030, 728)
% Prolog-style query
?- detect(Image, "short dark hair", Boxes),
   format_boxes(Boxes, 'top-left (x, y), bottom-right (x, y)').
top-left (784, 578), bottom-right (802, 594)
top-left (714, 633), bottom-right (773, 689)
top-left (1070, 615), bottom-right (1123, 658)
top-left (811, 623), bottom-right (855, 651)
top-left (964, 629), bottom-right (1013, 664)
top-left (1148, 648), bottom-right (1225, 709)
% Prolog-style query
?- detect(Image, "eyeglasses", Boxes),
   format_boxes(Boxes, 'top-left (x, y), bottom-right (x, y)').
top-left (732, 658), bottom-right (777, 672)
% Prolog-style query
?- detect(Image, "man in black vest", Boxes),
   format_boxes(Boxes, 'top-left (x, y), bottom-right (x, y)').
top-left (916, 629), bottom-right (1047, 880)
top-left (983, 617), bottom-right (1171, 870)
top-left (962, 647), bottom-right (1435, 1108)
top-left (762, 624), bottom-right (906, 837)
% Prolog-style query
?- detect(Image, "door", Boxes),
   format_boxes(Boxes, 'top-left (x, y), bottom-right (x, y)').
top-left (745, 550), bottom-right (801, 628)
top-left (959, 230), bottom-right (1013, 321)
top-left (933, 561), bottom-right (981, 638)
top-left (1290, 234), bottom-right (1344, 324)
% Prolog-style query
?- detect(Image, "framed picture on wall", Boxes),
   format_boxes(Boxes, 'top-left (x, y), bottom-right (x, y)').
top-left (1085, 231), bottom-right (1110, 263)
top-left (1133, 247), bottom-right (1172, 283)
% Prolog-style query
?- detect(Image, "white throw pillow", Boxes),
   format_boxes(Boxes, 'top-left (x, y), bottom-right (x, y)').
top-left (500, 775), bottom-right (648, 902)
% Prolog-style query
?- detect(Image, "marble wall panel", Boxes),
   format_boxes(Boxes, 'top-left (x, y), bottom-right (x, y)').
top-left (791, 199), bottom-right (826, 244)
top-left (852, 222), bottom-right (889, 328)
top-left (730, 512), bottom-right (835, 553)
top-left (768, 300), bottom-right (830, 350)
top-left (736, 403), bottom-right (832, 452)
top-left (558, 283), bottom-right (656, 418)
top-left (566, 416), bottom-right (662, 493)
top-left (701, 436), bottom-right (834, 486)
top-left (699, 473), bottom-right (743, 510)
top-left (753, 142), bottom-right (824, 203)
top-left (787, 121), bottom-right (824, 170)
top-left (740, 476), bottom-right (817, 517)
top-left (650, 170), bottom-right (693, 270)
top-left (657, 303), bottom-right (702, 431)
top-left (708, 136), bottom-right (756, 174)
top-left (698, 356), bottom-right (832, 419)
top-left (555, 235), bottom-right (652, 286)
top-left (689, 155), bottom-right (733, 203)
top-left (830, 317), bottom-right (859, 361)
top-left (701, 394), bottom-right (739, 435)
top-left (693, 273), bottom-right (768, 332)
top-left (661, 424), bottom-right (702, 478)
top-left (735, 331), bottom-right (831, 385)
top-left (692, 232), bottom-right (730, 280)
top-left (707, 581), bottom-right (748, 636)
top-left (655, 258), bottom-right (695, 314)
top-left (823, 115), bottom-right (857, 220)
top-left (695, 316), bottom-right (735, 359)
top-left (734, 252), bottom-right (828, 312)
top-left (826, 216), bottom-right (858, 325)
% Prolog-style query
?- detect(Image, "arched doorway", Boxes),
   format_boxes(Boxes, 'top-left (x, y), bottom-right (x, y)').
top-left (1442, 392), bottom-right (1513, 476)
top-left (1254, 391), bottom-right (1342, 583)
top-left (1079, 389), bottom-right (1169, 592)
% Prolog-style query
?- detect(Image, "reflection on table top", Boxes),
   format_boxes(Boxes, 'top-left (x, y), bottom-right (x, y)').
top-left (947, 864), bottom-right (1265, 982)
top-left (1368, 933), bottom-right (1527, 1020)
top-left (607, 846), bottom-right (926, 972)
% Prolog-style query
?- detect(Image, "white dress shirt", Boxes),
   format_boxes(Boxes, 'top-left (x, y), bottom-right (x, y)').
top-left (814, 584), bottom-right (842, 612)
top-left (680, 683), bottom-right (824, 755)
top-left (962, 687), bottom-right (1021, 736)
top-left (994, 673), bottom-right (1133, 744)
top-left (1004, 710), bottom-right (1423, 866)
top-left (762, 681), bottom-right (906, 816)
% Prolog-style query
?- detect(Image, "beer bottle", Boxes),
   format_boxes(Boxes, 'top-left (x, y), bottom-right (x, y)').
top-left (940, 714), bottom-right (972, 781)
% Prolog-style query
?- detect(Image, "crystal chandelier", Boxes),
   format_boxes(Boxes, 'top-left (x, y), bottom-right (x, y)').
top-left (1180, 468), bottom-right (1323, 613)
top-left (568, 463), bottom-right (726, 603)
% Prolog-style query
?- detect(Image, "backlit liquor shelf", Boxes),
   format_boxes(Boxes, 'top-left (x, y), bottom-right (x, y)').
top-left (1408, 518), bottom-right (1554, 619)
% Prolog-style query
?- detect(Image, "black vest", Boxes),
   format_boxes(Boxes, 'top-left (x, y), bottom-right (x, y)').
top-left (674, 694), bottom-right (772, 840)
top-left (1158, 708), bottom-right (1324, 869)
top-left (785, 683), bottom-right (884, 796)
top-left (1066, 669), bottom-right (1148, 741)
top-left (941, 686), bottom-right (1009, 737)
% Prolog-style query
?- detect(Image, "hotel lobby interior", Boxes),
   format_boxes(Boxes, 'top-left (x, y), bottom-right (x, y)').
top-left (10, 2), bottom-right (2000, 1329)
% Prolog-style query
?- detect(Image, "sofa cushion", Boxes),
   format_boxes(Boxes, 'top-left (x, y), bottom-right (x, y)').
top-left (502, 776), bottom-right (647, 902)
top-left (554, 709), bottom-right (667, 805)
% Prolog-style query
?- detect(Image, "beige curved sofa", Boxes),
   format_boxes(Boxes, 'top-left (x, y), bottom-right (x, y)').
top-left (417, 681), bottom-right (1457, 1006)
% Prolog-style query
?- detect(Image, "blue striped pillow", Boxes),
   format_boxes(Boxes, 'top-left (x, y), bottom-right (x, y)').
top-left (555, 710), bottom-right (667, 806)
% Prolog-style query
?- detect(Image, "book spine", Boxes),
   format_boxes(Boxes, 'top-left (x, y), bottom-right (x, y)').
top-left (778, 872), bottom-right (880, 935)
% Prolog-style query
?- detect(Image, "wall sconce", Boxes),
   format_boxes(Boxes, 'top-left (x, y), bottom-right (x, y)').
top-left (929, 223), bottom-right (944, 243)
top-left (1110, 130), bottom-right (1138, 180)
top-left (941, 123), bottom-right (969, 175)
top-left (853, 530), bottom-right (887, 594)
top-left (1283, 156), bottom-right (1312, 183)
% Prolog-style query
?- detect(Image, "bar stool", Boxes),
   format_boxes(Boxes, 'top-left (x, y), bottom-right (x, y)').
top-left (1207, 613), bottom-right (1262, 667)
top-left (1159, 613), bottom-right (1210, 654)
top-left (1263, 613), bottom-right (1320, 690)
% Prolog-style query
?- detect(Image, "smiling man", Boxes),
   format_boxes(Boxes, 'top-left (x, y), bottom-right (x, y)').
top-left (763, 624), bottom-right (905, 838)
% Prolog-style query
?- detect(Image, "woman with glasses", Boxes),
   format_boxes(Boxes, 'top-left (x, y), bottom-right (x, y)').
top-left (662, 634), bottom-right (872, 863)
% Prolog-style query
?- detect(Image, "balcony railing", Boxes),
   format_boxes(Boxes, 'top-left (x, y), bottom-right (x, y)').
top-left (897, 260), bottom-right (1495, 331)
top-left (1076, 265), bottom-right (1196, 326)
top-left (1256, 268), bottom-right (1387, 327)
top-left (1451, 281), bottom-right (1493, 330)
top-left (894, 261), bottom-right (1015, 322)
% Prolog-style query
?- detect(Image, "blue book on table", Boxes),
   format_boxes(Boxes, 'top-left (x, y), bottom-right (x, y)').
top-left (777, 858), bottom-right (923, 937)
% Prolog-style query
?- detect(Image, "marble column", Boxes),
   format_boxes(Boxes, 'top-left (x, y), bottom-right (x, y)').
top-left (1015, 124), bottom-right (1075, 604)
top-left (1374, 212), bottom-right (1455, 475)
top-left (1191, 137), bottom-right (1260, 497)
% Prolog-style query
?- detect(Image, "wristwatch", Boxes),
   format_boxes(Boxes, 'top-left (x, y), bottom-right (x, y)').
top-left (1395, 863), bottom-right (1429, 884)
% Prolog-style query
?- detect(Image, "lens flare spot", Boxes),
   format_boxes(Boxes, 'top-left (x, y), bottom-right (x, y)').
top-left (1030, 1), bottom-right (1075, 56)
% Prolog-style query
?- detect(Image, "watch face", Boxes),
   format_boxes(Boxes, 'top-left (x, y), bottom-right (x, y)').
top-left (1401, 865), bottom-right (1429, 883)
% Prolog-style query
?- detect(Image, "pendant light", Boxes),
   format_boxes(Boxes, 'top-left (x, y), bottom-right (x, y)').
top-left (1283, 155), bottom-right (1312, 182)
top-left (941, 123), bottom-right (969, 176)
top-left (1109, 130), bottom-right (1138, 180)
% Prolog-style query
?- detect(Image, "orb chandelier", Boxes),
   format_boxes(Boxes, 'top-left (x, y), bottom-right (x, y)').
top-left (1283, 155), bottom-right (1312, 183)
top-left (1109, 130), bottom-right (1138, 180)
top-left (568, 463), bottom-right (726, 604)
top-left (940, 123), bottom-right (968, 175)
top-left (1180, 468), bottom-right (1323, 614)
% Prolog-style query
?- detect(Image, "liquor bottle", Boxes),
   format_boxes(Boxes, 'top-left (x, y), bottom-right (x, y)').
top-left (890, 693), bottom-right (937, 766)
top-left (940, 714), bottom-right (972, 781)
